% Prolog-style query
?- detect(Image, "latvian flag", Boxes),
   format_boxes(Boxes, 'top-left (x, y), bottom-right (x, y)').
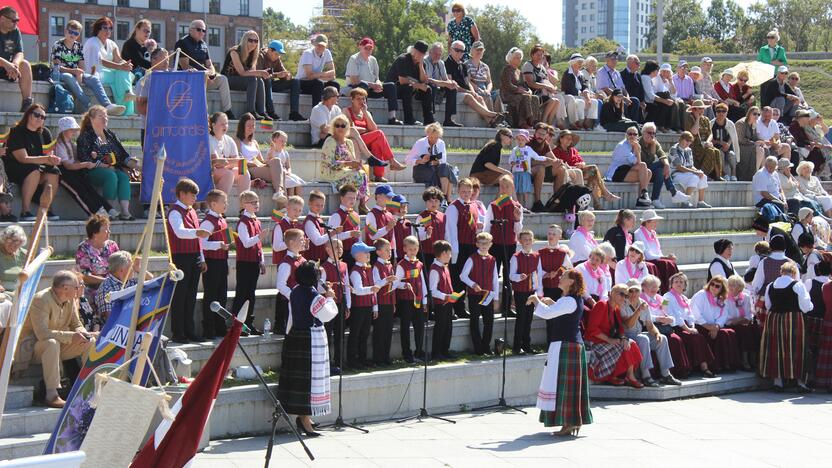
top-left (130, 305), bottom-right (246, 468)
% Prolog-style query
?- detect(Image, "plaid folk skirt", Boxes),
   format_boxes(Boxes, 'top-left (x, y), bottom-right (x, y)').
top-left (759, 311), bottom-right (806, 380)
top-left (277, 329), bottom-right (315, 415)
top-left (815, 314), bottom-right (832, 389)
top-left (539, 342), bottom-right (593, 427)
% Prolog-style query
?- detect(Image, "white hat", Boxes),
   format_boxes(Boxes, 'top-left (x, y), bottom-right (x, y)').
top-left (628, 240), bottom-right (646, 255)
top-left (798, 207), bottom-right (813, 221)
top-left (778, 65), bottom-right (789, 74)
top-left (689, 66), bottom-right (702, 75)
top-left (721, 69), bottom-right (735, 78)
top-left (57, 116), bottom-right (80, 134)
top-left (660, 63), bottom-right (672, 72)
top-left (626, 278), bottom-right (642, 291)
top-left (640, 209), bottom-right (664, 223)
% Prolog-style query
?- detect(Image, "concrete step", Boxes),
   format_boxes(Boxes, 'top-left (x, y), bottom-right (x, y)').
top-left (0, 407), bottom-right (62, 439)
top-left (590, 371), bottom-right (763, 401)
top-left (2, 386), bottom-right (33, 412)
top-left (0, 431), bottom-right (52, 460)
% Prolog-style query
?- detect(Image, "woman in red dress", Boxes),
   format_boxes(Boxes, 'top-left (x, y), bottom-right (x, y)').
top-left (585, 284), bottom-right (644, 388)
top-left (345, 87), bottom-right (405, 182)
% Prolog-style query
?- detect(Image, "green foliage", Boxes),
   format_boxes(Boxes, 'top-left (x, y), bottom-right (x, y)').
top-left (262, 8), bottom-right (308, 41)
top-left (673, 37), bottom-right (723, 55)
top-left (468, 4), bottom-right (537, 86)
top-left (646, 0), bottom-right (706, 53)
top-left (578, 37), bottom-right (621, 56)
top-left (702, 0), bottom-right (745, 45)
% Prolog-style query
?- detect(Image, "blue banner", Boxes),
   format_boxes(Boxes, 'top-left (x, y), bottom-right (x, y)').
top-left (141, 71), bottom-right (213, 203)
top-left (44, 274), bottom-right (176, 454)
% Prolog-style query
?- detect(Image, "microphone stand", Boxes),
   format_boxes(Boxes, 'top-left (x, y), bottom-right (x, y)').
top-left (473, 218), bottom-right (526, 414)
top-left (318, 225), bottom-right (368, 433)
top-left (397, 222), bottom-right (455, 424)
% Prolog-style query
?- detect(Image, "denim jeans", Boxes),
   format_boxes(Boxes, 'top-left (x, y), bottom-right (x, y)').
top-left (649, 159), bottom-right (676, 200)
top-left (51, 70), bottom-right (112, 109)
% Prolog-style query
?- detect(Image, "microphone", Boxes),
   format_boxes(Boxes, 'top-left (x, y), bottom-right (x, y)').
top-left (320, 223), bottom-right (338, 231)
top-left (210, 301), bottom-right (250, 334)
top-left (490, 219), bottom-right (508, 225)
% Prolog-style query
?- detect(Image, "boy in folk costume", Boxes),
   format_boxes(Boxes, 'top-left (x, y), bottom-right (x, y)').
top-left (396, 235), bottom-right (428, 363)
top-left (327, 184), bottom-right (362, 267)
top-left (231, 190), bottom-right (266, 334)
top-left (417, 186), bottom-right (446, 268)
top-left (634, 209), bottom-right (678, 294)
top-left (372, 238), bottom-right (398, 365)
top-left (365, 184), bottom-right (397, 261)
top-left (199, 189), bottom-right (232, 339)
top-left (483, 175), bottom-right (523, 282)
top-left (348, 242), bottom-right (382, 368)
top-left (320, 239), bottom-right (350, 375)
top-left (537, 224), bottom-right (573, 341)
top-left (446, 178), bottom-right (480, 319)
top-left (272, 195), bottom-right (305, 334)
top-left (510, 230), bottom-right (541, 354)
top-left (430, 240), bottom-right (462, 359)
top-left (275, 228), bottom-right (307, 335)
top-left (304, 190), bottom-right (331, 263)
top-left (390, 194), bottom-right (411, 262)
top-left (167, 178), bottom-right (211, 343)
top-left (460, 232), bottom-right (499, 355)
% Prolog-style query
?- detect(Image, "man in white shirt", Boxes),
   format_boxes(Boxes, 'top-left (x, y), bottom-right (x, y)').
top-left (308, 86), bottom-right (342, 147)
top-left (343, 37), bottom-right (403, 125)
top-left (296, 34), bottom-right (340, 105)
top-left (755, 106), bottom-right (792, 158)
top-left (751, 156), bottom-right (786, 211)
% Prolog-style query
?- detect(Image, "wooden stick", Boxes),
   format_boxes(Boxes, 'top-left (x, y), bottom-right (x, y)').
top-left (131, 331), bottom-right (155, 385)
top-left (24, 184), bottom-right (53, 267)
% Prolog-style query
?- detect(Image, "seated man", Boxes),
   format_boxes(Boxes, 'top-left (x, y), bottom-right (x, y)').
top-left (94, 250), bottom-right (139, 320)
top-left (760, 66), bottom-right (800, 123)
top-left (752, 156), bottom-right (788, 215)
top-left (0, 7), bottom-right (33, 111)
top-left (19, 271), bottom-right (97, 408)
top-left (386, 40), bottom-right (435, 126)
top-left (296, 34), bottom-right (340, 105)
top-left (175, 20), bottom-right (234, 119)
top-left (444, 40), bottom-right (505, 128)
top-left (258, 40), bottom-right (304, 121)
top-left (423, 42), bottom-right (458, 126)
top-left (343, 37), bottom-right (402, 125)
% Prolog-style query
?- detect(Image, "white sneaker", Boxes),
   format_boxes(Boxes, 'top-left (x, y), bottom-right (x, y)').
top-left (105, 104), bottom-right (126, 116)
top-left (107, 208), bottom-right (120, 220)
top-left (652, 199), bottom-right (666, 209)
top-left (671, 191), bottom-right (691, 203)
top-left (123, 92), bottom-right (137, 102)
top-left (730, 176), bottom-right (738, 181)
top-left (95, 207), bottom-right (108, 217)
top-left (697, 201), bottom-right (712, 208)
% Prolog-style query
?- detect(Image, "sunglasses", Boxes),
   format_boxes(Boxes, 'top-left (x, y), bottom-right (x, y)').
top-left (247, 38), bottom-right (259, 43)
top-left (452, 48), bottom-right (465, 53)
top-left (716, 109), bottom-right (728, 113)
top-left (737, 78), bottom-right (748, 82)
top-left (626, 132), bottom-right (638, 136)
top-left (334, 123), bottom-right (347, 129)
top-left (193, 27), bottom-right (206, 33)
top-left (141, 29), bottom-right (151, 34)
top-left (709, 284), bottom-right (722, 290)
top-left (3, 16), bottom-right (19, 23)
top-left (32, 112), bottom-right (46, 120)
top-left (752, 112), bottom-right (761, 116)
top-left (452, 8), bottom-right (462, 12)
top-left (644, 131), bottom-right (656, 135)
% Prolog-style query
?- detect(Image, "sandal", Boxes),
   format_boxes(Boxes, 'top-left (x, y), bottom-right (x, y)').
top-left (625, 377), bottom-right (644, 389)
top-left (703, 369), bottom-right (715, 378)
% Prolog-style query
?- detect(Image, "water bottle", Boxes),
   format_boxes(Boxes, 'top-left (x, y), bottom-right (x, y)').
top-left (263, 318), bottom-right (272, 337)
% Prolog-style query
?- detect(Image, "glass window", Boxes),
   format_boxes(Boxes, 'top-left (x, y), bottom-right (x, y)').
top-left (208, 27), bottom-right (221, 47)
top-left (86, 0), bottom-right (96, 4)
top-left (84, 18), bottom-right (96, 38)
top-left (50, 16), bottom-right (65, 37)
top-left (151, 23), bottom-right (162, 42)
top-left (209, 0), bottom-right (220, 14)
top-left (149, 0), bottom-right (160, 8)
top-left (117, 21), bottom-right (130, 41)
top-left (118, 0), bottom-right (129, 6)
top-left (179, 0), bottom-right (191, 11)
top-left (178, 24), bottom-right (190, 39)
top-left (240, 0), bottom-right (249, 16)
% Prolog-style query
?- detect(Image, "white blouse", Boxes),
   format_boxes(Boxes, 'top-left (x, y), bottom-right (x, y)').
top-left (725, 291), bottom-right (755, 322)
top-left (662, 290), bottom-right (696, 327)
top-left (576, 262), bottom-right (611, 300)
top-left (641, 292), bottom-right (671, 324)
top-left (568, 228), bottom-right (598, 263)
top-left (210, 134), bottom-right (239, 159)
top-left (764, 276), bottom-right (813, 312)
top-left (615, 258), bottom-right (650, 284)
top-left (690, 289), bottom-right (728, 327)
top-left (634, 226), bottom-right (664, 260)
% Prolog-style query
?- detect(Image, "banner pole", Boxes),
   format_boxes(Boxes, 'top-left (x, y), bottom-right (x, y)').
top-left (121, 146), bottom-right (167, 380)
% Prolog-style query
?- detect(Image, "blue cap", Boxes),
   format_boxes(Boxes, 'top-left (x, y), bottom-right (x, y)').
top-left (268, 40), bottom-right (286, 54)
top-left (374, 184), bottom-right (394, 196)
top-left (350, 242), bottom-right (376, 256)
top-left (392, 194), bottom-right (408, 205)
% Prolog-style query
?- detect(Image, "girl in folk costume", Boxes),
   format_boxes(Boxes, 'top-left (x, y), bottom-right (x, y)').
top-left (761, 262), bottom-right (813, 392)
top-left (278, 261), bottom-right (338, 437)
top-left (663, 273), bottom-right (717, 377)
top-left (815, 281), bottom-right (832, 390)
top-left (568, 210), bottom-right (599, 264)
top-left (615, 241), bottom-right (650, 285)
top-left (584, 284), bottom-right (645, 387)
top-left (603, 209), bottom-right (636, 261)
top-left (527, 269), bottom-right (593, 436)
top-left (576, 247), bottom-right (612, 304)
top-left (537, 224), bottom-right (573, 302)
top-left (725, 275), bottom-right (760, 371)
top-left (690, 276), bottom-right (743, 373)
top-left (709, 239), bottom-right (736, 281)
top-left (509, 129), bottom-right (551, 207)
top-left (642, 275), bottom-right (691, 378)
top-left (803, 260), bottom-right (830, 384)
top-left (418, 187), bottom-right (446, 268)
top-left (510, 230), bottom-right (541, 354)
top-left (797, 233), bottom-right (823, 283)
top-left (634, 209), bottom-right (678, 294)
top-left (483, 175), bottom-right (523, 280)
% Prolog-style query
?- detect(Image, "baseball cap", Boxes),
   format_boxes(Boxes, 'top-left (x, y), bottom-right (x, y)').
top-left (312, 34), bottom-right (328, 46)
top-left (359, 37), bottom-right (375, 47)
top-left (778, 65), bottom-right (789, 74)
top-left (351, 242), bottom-right (376, 256)
top-left (375, 184), bottom-right (395, 196)
top-left (471, 40), bottom-right (484, 50)
top-left (392, 194), bottom-right (408, 205)
top-left (701, 57), bottom-right (713, 63)
top-left (677, 60), bottom-right (688, 68)
top-left (268, 40), bottom-right (286, 54)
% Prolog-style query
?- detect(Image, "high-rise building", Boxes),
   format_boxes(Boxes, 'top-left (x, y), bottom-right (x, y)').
top-left (562, 0), bottom-right (652, 52)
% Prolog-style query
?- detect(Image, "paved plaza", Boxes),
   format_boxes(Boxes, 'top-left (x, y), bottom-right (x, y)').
top-left (194, 390), bottom-right (832, 467)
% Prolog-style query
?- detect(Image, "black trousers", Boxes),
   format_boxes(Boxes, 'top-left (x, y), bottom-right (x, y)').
top-left (273, 295), bottom-right (289, 335)
top-left (324, 302), bottom-right (345, 367)
top-left (432, 85), bottom-right (457, 121)
top-left (299, 79), bottom-right (341, 105)
top-left (512, 291), bottom-right (534, 352)
top-left (170, 253), bottom-right (201, 339)
top-left (397, 299), bottom-right (425, 359)
top-left (266, 78), bottom-right (301, 115)
top-left (467, 295), bottom-right (494, 354)
top-left (542, 287), bottom-right (563, 344)
top-left (431, 302), bottom-right (453, 358)
top-left (347, 306), bottom-right (373, 365)
top-left (489, 243), bottom-right (517, 285)
top-left (346, 82), bottom-right (399, 112)
top-left (451, 243), bottom-right (477, 317)
top-left (396, 83), bottom-right (434, 123)
top-left (232, 261), bottom-right (261, 328)
top-left (201, 258), bottom-right (229, 338)
top-left (372, 303), bottom-right (395, 364)
top-left (59, 169), bottom-right (111, 215)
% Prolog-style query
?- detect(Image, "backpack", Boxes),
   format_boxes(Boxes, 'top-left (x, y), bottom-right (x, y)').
top-left (48, 82), bottom-right (74, 114)
top-left (759, 203), bottom-right (789, 223)
top-left (31, 63), bottom-right (52, 82)
top-left (543, 183), bottom-right (593, 213)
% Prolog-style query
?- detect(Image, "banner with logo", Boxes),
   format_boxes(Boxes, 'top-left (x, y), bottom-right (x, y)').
top-left (44, 274), bottom-right (176, 454)
top-left (141, 71), bottom-right (212, 203)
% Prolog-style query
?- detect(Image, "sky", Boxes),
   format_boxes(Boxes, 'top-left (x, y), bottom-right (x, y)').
top-left (267, 0), bottom-right (757, 47)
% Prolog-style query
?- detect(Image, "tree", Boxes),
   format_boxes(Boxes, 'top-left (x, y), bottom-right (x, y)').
top-left (468, 4), bottom-right (538, 85)
top-left (739, 0), bottom-right (828, 52)
top-left (578, 37), bottom-right (620, 56)
top-left (646, 0), bottom-right (706, 53)
top-left (673, 37), bottom-right (722, 55)
top-left (702, 0), bottom-right (744, 44)
top-left (262, 8), bottom-right (308, 41)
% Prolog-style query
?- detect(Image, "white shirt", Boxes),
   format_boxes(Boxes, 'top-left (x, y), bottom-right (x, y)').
top-left (236, 211), bottom-right (263, 263)
top-left (575, 262), bottom-right (611, 300)
top-left (328, 205), bottom-right (362, 242)
top-left (319, 259), bottom-right (351, 309)
top-left (750, 251), bottom-right (789, 294)
top-left (533, 296), bottom-right (579, 320)
top-left (615, 258), bottom-right (650, 284)
top-left (82, 36), bottom-right (117, 76)
top-left (344, 52), bottom-right (380, 83)
top-left (444, 200), bottom-right (479, 262)
top-left (764, 276), bottom-right (813, 312)
top-left (168, 200), bottom-right (205, 263)
top-left (804, 276), bottom-right (828, 299)
top-left (296, 47), bottom-right (334, 80)
top-left (365, 207), bottom-right (393, 248)
top-left (634, 226), bottom-right (663, 260)
top-left (536, 245), bottom-right (573, 290)
top-left (304, 213), bottom-right (329, 249)
top-left (199, 209), bottom-right (225, 252)
top-left (709, 256), bottom-right (734, 280)
top-left (508, 145), bottom-right (547, 174)
top-left (428, 260), bottom-right (450, 301)
top-left (748, 253), bottom-right (763, 271)
top-left (568, 228), bottom-right (598, 263)
top-left (725, 291), bottom-right (755, 322)
top-left (690, 289), bottom-right (728, 326)
top-left (641, 292), bottom-right (672, 325)
top-left (350, 262), bottom-right (378, 311)
top-left (406, 137), bottom-right (447, 165)
top-left (395, 257), bottom-right (428, 306)
top-left (802, 251), bottom-right (821, 282)
top-left (271, 213), bottom-right (301, 255)
top-left (755, 119), bottom-right (780, 141)
top-left (460, 254), bottom-right (500, 303)
top-left (482, 202), bottom-right (523, 242)
top-left (662, 290), bottom-right (696, 327)
top-left (309, 103), bottom-right (342, 143)
top-left (210, 134), bottom-right (239, 158)
top-left (276, 251), bottom-right (300, 299)
top-left (373, 259), bottom-right (398, 297)
top-left (509, 251), bottom-right (541, 296)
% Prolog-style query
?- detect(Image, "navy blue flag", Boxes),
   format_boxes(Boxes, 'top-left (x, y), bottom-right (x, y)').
top-left (141, 71), bottom-right (213, 203)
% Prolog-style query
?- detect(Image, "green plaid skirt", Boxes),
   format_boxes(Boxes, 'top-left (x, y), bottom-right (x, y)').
top-left (539, 341), bottom-right (594, 427)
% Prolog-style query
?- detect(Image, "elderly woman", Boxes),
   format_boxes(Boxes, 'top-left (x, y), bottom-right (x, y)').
top-left (600, 89), bottom-right (639, 133)
top-left (670, 131), bottom-right (710, 208)
top-left (684, 99), bottom-right (723, 180)
top-left (221, 30), bottom-right (269, 118)
top-left (562, 53), bottom-right (599, 130)
top-left (406, 122), bottom-right (458, 200)
top-left (776, 158), bottom-right (824, 217)
top-left (615, 242), bottom-right (650, 285)
top-left (796, 161), bottom-right (832, 216)
top-left (500, 47), bottom-right (539, 129)
top-left (762, 262), bottom-right (812, 392)
top-left (640, 61), bottom-right (675, 132)
top-left (527, 269), bottom-right (593, 435)
top-left (209, 111), bottom-right (251, 197)
top-left (446, 2), bottom-right (479, 60)
top-left (75, 213), bottom-right (120, 304)
top-left (711, 103), bottom-right (740, 181)
top-left (735, 106), bottom-right (766, 181)
top-left (690, 275), bottom-right (742, 373)
top-left (552, 130), bottom-right (614, 206)
top-left (635, 209), bottom-right (678, 294)
top-left (466, 41), bottom-right (497, 111)
top-left (758, 29), bottom-right (787, 67)
top-left (1, 104), bottom-right (61, 221)
top-left (725, 274), bottom-right (758, 371)
top-left (0, 225), bottom-right (27, 303)
top-left (521, 44), bottom-right (560, 127)
top-left (469, 128), bottom-right (513, 185)
top-left (320, 114), bottom-right (370, 207)
top-left (790, 110), bottom-right (827, 174)
top-left (83, 17), bottom-right (135, 115)
top-left (605, 129), bottom-right (653, 209)
top-left (713, 69), bottom-right (746, 122)
top-left (642, 274), bottom-right (691, 378)
top-left (345, 87), bottom-right (403, 183)
top-left (93, 250), bottom-right (140, 321)
top-left (640, 122), bottom-right (690, 208)
top-left (585, 284), bottom-right (644, 387)
top-left (575, 247), bottom-right (612, 304)
top-left (568, 210), bottom-right (599, 264)
top-left (663, 272), bottom-right (716, 377)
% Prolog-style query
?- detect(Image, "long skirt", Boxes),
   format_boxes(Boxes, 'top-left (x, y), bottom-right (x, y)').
top-left (587, 339), bottom-right (642, 382)
top-left (815, 312), bottom-right (832, 389)
top-left (647, 258), bottom-right (678, 294)
top-left (277, 329), bottom-right (315, 415)
top-left (729, 322), bottom-right (761, 356)
top-left (674, 326), bottom-right (715, 368)
top-left (696, 325), bottom-right (742, 372)
top-left (539, 341), bottom-right (593, 427)
top-left (692, 145), bottom-right (723, 177)
top-left (759, 311), bottom-right (806, 380)
top-left (658, 326), bottom-right (691, 378)
top-left (804, 315), bottom-right (824, 380)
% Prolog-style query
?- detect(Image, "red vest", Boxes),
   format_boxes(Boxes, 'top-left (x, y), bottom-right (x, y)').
top-left (351, 264), bottom-right (377, 308)
top-left (235, 215), bottom-right (262, 263)
top-left (334, 207), bottom-right (360, 256)
top-left (202, 212), bottom-right (228, 260)
top-left (272, 217), bottom-right (303, 265)
top-left (167, 203), bottom-right (201, 255)
top-left (393, 219), bottom-right (411, 259)
top-left (489, 199), bottom-right (519, 245)
top-left (418, 210), bottom-right (445, 256)
top-left (374, 260), bottom-right (396, 306)
top-left (396, 257), bottom-right (424, 302)
top-left (430, 262), bottom-right (453, 305)
top-left (364, 207), bottom-right (395, 247)
top-left (452, 199), bottom-right (477, 245)
top-left (538, 247), bottom-right (568, 289)
top-left (304, 214), bottom-right (328, 262)
top-left (512, 251), bottom-right (539, 292)
top-left (467, 254), bottom-right (496, 298)
top-left (321, 259), bottom-right (348, 303)
top-left (280, 253), bottom-right (305, 296)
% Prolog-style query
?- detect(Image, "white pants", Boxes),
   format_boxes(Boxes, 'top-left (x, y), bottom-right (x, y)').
top-left (815, 195), bottom-right (832, 212)
top-left (673, 171), bottom-right (708, 190)
top-left (564, 94), bottom-right (599, 123)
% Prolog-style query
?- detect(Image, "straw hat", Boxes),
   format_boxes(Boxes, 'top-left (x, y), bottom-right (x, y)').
top-left (685, 99), bottom-right (708, 111)
top-left (554, 129), bottom-right (580, 148)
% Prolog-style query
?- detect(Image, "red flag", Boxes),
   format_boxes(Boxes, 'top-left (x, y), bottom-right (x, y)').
top-left (130, 317), bottom-right (243, 468)
top-left (5, 1), bottom-right (38, 35)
